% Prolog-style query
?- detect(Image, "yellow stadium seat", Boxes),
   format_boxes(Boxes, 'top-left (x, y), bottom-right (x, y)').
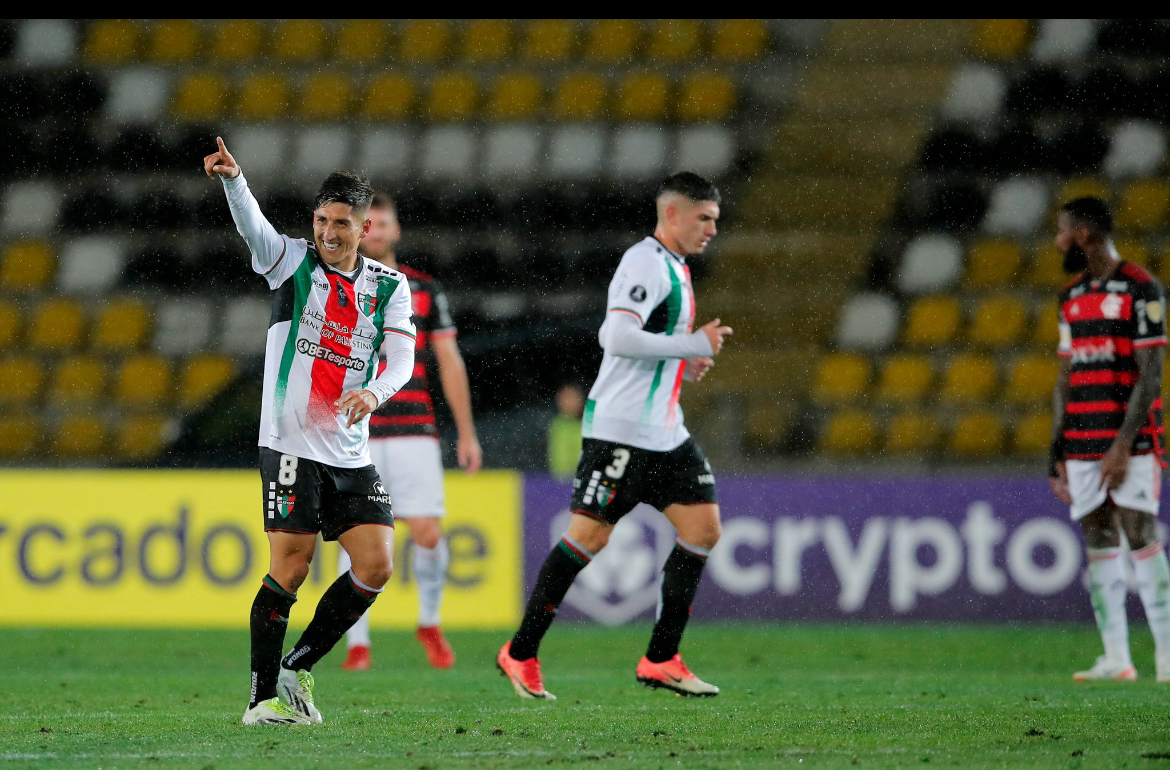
top-left (968, 295), bottom-right (1027, 348)
top-left (212, 20), bottom-right (263, 62)
top-left (49, 355), bottom-right (106, 406)
top-left (238, 73), bottom-right (291, 120)
top-left (149, 20), bottom-right (200, 62)
top-left (463, 19), bottom-right (511, 62)
top-left (648, 19), bottom-right (702, 61)
top-left (1025, 244), bottom-right (1070, 290)
top-left (950, 410), bottom-right (1005, 456)
top-left (1117, 179), bottom-right (1170, 232)
top-left (965, 239), bottom-right (1022, 288)
top-left (299, 71), bottom-right (353, 120)
top-left (273, 19), bottom-right (325, 62)
top-left (364, 73), bottom-right (415, 120)
top-left (0, 415), bottom-right (39, 458)
top-left (400, 19), bottom-right (450, 64)
top-left (427, 71), bottom-right (478, 121)
top-left (1006, 354), bottom-right (1059, 405)
top-left (523, 19), bottom-right (574, 62)
top-left (92, 299), bottom-right (150, 352)
top-left (973, 19), bottom-right (1030, 59)
top-left (84, 19), bottom-right (138, 63)
top-left (811, 353), bottom-right (871, 405)
top-left (173, 72), bottom-right (228, 121)
top-left (1013, 413), bottom-right (1052, 454)
top-left (179, 354), bottom-right (235, 409)
top-left (902, 296), bottom-right (962, 348)
top-left (885, 412), bottom-right (942, 454)
top-left (712, 19), bottom-right (767, 61)
top-left (677, 70), bottom-right (736, 122)
top-left (0, 300), bottom-right (19, 348)
top-left (818, 409), bottom-right (879, 454)
top-left (54, 415), bottom-right (106, 458)
top-left (337, 19), bottom-right (387, 62)
top-left (487, 73), bottom-right (543, 120)
top-left (874, 355), bottom-right (933, 404)
top-left (940, 354), bottom-right (998, 403)
top-left (0, 239), bottom-right (53, 292)
top-left (1114, 237), bottom-right (1151, 267)
top-left (552, 72), bottom-right (607, 120)
top-left (115, 355), bottom-right (172, 408)
top-left (1053, 176), bottom-right (1109, 212)
top-left (0, 356), bottom-right (43, 407)
top-left (1032, 300), bottom-right (1061, 349)
top-left (587, 19), bottom-right (639, 62)
top-left (614, 71), bottom-right (669, 121)
top-left (116, 414), bottom-right (170, 461)
top-left (29, 298), bottom-right (85, 352)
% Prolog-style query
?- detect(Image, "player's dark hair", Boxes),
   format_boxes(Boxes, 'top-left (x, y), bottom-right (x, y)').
top-left (370, 192), bottom-right (396, 212)
top-left (1062, 196), bottom-right (1113, 235)
top-left (658, 172), bottom-right (721, 204)
top-left (315, 171), bottom-right (374, 215)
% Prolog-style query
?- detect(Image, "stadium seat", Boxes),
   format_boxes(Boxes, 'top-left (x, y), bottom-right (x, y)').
top-left (896, 234), bottom-right (962, 294)
top-left (488, 72), bottom-right (543, 121)
top-left (273, 19), bottom-right (325, 62)
top-left (28, 297), bottom-right (85, 351)
top-left (106, 69), bottom-right (170, 122)
top-left (115, 354), bottom-right (172, 407)
top-left (0, 300), bottom-right (19, 348)
top-left (983, 177), bottom-right (1049, 235)
top-left (1005, 354), bottom-right (1059, 405)
top-left (84, 19), bottom-right (138, 63)
top-left (711, 19), bottom-right (767, 61)
top-left (57, 237), bottom-right (126, 294)
top-left (965, 239), bottom-right (1021, 288)
top-left (364, 73), bottom-right (415, 120)
top-left (420, 126), bottom-right (477, 180)
top-left (811, 353), bottom-right (871, 405)
top-left (885, 412), bottom-right (942, 455)
top-left (153, 299), bottom-right (214, 356)
top-left (610, 126), bottom-right (668, 179)
top-left (483, 126), bottom-right (541, 180)
top-left (337, 19), bottom-right (386, 62)
top-left (818, 409), bottom-right (879, 454)
top-left (49, 355), bottom-right (105, 406)
top-left (940, 354), bottom-right (998, 403)
top-left (293, 127), bottom-right (352, 179)
top-left (836, 293), bottom-right (899, 351)
top-left (614, 71), bottom-right (669, 121)
top-left (172, 72), bottom-right (228, 121)
top-left (972, 19), bottom-right (1030, 59)
top-left (228, 126), bottom-right (287, 180)
top-left (967, 295), bottom-right (1027, 348)
top-left (462, 19), bottom-right (510, 62)
top-left (238, 73), bottom-right (291, 120)
top-left (16, 19), bottom-right (75, 66)
top-left (1031, 18), bottom-right (1097, 63)
top-left (676, 125), bottom-right (735, 178)
top-left (53, 415), bottom-right (106, 458)
top-left (115, 413), bottom-right (170, 461)
top-left (902, 296), bottom-right (962, 348)
top-left (1104, 121), bottom-right (1167, 179)
top-left (400, 19), bottom-right (450, 64)
top-left (1032, 301), bottom-right (1062, 349)
top-left (148, 19), bottom-right (200, 62)
top-left (212, 20), bottom-right (262, 62)
top-left (2, 181), bottom-right (62, 235)
top-left (1013, 413), bottom-right (1052, 454)
top-left (178, 354), bottom-right (235, 409)
top-left (552, 72), bottom-right (607, 121)
top-left (1114, 237), bottom-right (1151, 267)
top-left (299, 71), bottom-right (353, 121)
top-left (1052, 176), bottom-right (1110, 210)
top-left (1025, 244), bottom-right (1069, 290)
top-left (219, 299), bottom-right (270, 355)
top-left (357, 127), bottom-right (412, 176)
top-left (874, 355), bottom-right (933, 404)
top-left (0, 356), bottom-right (43, 407)
top-left (0, 415), bottom-right (39, 458)
top-left (587, 19), bottom-right (639, 62)
top-left (941, 63), bottom-right (1006, 122)
top-left (547, 125), bottom-right (606, 178)
top-left (426, 71), bottom-right (477, 121)
top-left (0, 239), bottom-right (53, 291)
top-left (677, 71), bottom-right (736, 122)
top-left (93, 299), bottom-right (150, 352)
top-left (950, 410), bottom-right (1005, 457)
top-left (647, 19), bottom-right (702, 61)
top-left (1116, 179), bottom-right (1170, 232)
top-left (523, 19), bottom-right (574, 62)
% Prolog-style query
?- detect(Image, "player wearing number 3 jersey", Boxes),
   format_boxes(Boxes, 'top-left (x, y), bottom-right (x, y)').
top-left (204, 137), bottom-right (415, 726)
top-left (498, 172), bottom-right (732, 700)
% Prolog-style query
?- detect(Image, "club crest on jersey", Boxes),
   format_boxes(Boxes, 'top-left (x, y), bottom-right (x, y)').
top-left (268, 493), bottom-right (295, 519)
top-left (358, 293), bottom-right (379, 317)
top-left (1101, 294), bottom-right (1124, 319)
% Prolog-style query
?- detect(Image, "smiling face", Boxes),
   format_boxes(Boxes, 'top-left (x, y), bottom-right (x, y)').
top-left (312, 202), bottom-right (370, 269)
top-left (662, 195), bottom-right (720, 256)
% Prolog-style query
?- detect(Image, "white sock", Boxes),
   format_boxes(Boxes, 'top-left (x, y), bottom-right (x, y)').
top-left (1087, 547), bottom-right (1132, 666)
top-left (414, 538), bottom-right (449, 628)
top-left (1131, 542), bottom-right (1170, 660)
top-left (337, 547), bottom-right (372, 648)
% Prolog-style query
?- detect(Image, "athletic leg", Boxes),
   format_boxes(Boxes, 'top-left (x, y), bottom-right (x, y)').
top-left (1119, 506), bottom-right (1170, 676)
top-left (337, 546), bottom-right (372, 668)
top-left (647, 502), bottom-right (721, 663)
top-left (1080, 503), bottom-right (1135, 674)
top-left (249, 532), bottom-right (315, 708)
top-left (407, 516), bottom-right (455, 668)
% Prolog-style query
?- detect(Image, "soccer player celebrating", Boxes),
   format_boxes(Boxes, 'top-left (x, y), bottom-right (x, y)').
top-left (336, 193), bottom-right (482, 671)
top-left (203, 138), bottom-right (416, 725)
top-left (497, 172), bottom-right (732, 699)
top-left (1048, 197), bottom-right (1170, 682)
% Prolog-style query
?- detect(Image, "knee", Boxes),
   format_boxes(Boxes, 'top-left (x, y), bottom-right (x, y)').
top-left (272, 559), bottom-right (311, 592)
top-left (679, 519), bottom-right (722, 551)
top-left (410, 519), bottom-right (443, 549)
top-left (573, 527), bottom-right (611, 554)
top-left (353, 559), bottom-right (393, 590)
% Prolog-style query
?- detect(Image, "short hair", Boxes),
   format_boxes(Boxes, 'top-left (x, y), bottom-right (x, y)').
top-left (314, 171), bottom-right (374, 215)
top-left (658, 171), bottom-right (721, 205)
top-left (1062, 196), bottom-right (1113, 234)
top-left (370, 192), bottom-right (396, 212)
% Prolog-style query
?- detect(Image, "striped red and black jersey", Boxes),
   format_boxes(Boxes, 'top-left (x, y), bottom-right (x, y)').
top-left (368, 264), bottom-right (457, 439)
top-left (1057, 260), bottom-right (1167, 460)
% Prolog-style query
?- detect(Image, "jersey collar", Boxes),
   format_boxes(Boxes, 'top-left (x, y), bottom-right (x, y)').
top-left (651, 236), bottom-right (686, 264)
top-left (318, 253), bottom-right (365, 284)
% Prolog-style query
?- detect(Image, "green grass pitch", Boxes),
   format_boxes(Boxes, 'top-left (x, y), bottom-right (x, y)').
top-left (2, 623), bottom-right (1169, 769)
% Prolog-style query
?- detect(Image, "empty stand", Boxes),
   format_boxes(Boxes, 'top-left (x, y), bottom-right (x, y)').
top-left (811, 353), bottom-right (870, 405)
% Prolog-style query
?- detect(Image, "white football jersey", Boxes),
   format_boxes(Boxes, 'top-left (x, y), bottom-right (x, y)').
top-left (584, 237), bottom-right (697, 452)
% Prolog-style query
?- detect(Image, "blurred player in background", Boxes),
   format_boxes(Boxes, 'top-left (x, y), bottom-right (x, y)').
top-left (547, 383), bottom-right (585, 479)
top-left (497, 172), bottom-right (732, 700)
top-left (336, 193), bottom-right (482, 671)
top-left (1048, 197), bottom-right (1170, 682)
top-left (205, 139), bottom-right (416, 725)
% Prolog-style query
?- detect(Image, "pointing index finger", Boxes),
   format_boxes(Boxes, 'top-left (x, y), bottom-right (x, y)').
top-left (216, 136), bottom-right (227, 155)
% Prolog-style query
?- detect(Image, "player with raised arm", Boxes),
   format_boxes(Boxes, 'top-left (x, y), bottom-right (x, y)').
top-left (1048, 197), bottom-right (1170, 682)
top-left (496, 172), bottom-right (732, 700)
top-left (203, 138), bottom-right (417, 725)
top-left (336, 193), bottom-right (482, 671)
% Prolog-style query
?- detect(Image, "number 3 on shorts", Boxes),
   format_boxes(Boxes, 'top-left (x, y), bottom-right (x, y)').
top-left (278, 454), bottom-right (298, 485)
top-left (605, 448), bottom-right (630, 479)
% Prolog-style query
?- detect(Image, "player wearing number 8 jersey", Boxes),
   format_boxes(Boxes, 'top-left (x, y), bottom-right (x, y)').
top-left (497, 172), bottom-right (733, 700)
top-left (204, 138), bottom-right (416, 726)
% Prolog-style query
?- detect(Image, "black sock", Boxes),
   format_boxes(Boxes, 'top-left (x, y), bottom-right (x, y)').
top-left (282, 572), bottom-right (379, 672)
top-left (249, 575), bottom-right (297, 708)
top-left (646, 542), bottom-right (709, 663)
top-left (509, 538), bottom-right (591, 660)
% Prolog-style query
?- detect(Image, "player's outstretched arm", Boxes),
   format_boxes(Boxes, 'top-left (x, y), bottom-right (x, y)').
top-left (205, 137), bottom-right (290, 281)
top-left (601, 311), bottom-right (727, 360)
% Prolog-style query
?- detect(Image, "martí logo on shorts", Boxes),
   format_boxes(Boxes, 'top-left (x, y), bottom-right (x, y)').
top-left (297, 339), bottom-right (367, 370)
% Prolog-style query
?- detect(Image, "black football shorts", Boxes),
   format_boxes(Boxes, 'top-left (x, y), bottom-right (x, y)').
top-left (259, 448), bottom-right (394, 541)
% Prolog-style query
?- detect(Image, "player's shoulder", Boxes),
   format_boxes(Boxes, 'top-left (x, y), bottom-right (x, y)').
top-left (1059, 271), bottom-right (1087, 300)
top-left (619, 237), bottom-right (671, 270)
top-left (361, 257), bottom-right (406, 284)
top-left (1119, 261), bottom-right (1161, 289)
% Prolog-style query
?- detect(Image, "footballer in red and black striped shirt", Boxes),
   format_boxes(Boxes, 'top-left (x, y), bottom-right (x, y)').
top-left (1048, 196), bottom-right (1170, 683)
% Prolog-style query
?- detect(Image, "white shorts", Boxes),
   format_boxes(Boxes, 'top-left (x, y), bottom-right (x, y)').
top-left (1066, 453), bottom-right (1162, 520)
top-left (368, 436), bottom-right (446, 519)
